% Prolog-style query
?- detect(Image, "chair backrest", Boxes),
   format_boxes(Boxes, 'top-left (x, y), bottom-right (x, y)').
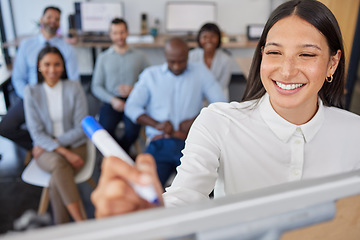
top-left (75, 140), bottom-right (96, 183)
top-left (21, 140), bottom-right (96, 187)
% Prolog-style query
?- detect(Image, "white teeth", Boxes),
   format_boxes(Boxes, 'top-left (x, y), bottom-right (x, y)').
top-left (276, 82), bottom-right (304, 90)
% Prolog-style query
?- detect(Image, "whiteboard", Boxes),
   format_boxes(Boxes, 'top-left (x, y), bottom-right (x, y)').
top-left (165, 2), bottom-right (216, 33)
top-left (80, 2), bottom-right (123, 33)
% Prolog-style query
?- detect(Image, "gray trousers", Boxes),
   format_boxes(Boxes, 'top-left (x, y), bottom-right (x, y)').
top-left (36, 144), bottom-right (87, 224)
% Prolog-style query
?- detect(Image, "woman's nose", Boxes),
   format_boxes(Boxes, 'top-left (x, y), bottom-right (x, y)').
top-left (280, 57), bottom-right (298, 79)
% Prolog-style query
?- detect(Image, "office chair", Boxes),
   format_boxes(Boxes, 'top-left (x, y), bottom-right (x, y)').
top-left (21, 140), bottom-right (97, 215)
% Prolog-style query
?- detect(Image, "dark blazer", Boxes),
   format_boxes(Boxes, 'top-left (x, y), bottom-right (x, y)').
top-left (24, 80), bottom-right (88, 151)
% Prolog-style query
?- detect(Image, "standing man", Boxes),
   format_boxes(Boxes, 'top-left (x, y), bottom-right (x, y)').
top-left (91, 18), bottom-right (148, 154)
top-left (0, 6), bottom-right (79, 151)
top-left (125, 37), bottom-right (226, 188)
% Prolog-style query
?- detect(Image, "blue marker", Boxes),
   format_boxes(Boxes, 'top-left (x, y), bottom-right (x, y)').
top-left (81, 116), bottom-right (159, 205)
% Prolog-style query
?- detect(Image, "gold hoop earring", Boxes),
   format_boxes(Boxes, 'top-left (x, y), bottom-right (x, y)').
top-left (326, 75), bottom-right (333, 83)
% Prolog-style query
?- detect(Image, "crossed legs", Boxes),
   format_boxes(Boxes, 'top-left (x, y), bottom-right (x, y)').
top-left (36, 144), bottom-right (87, 224)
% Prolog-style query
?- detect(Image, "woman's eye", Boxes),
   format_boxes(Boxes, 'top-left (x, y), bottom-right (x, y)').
top-left (265, 51), bottom-right (281, 55)
top-left (300, 53), bottom-right (317, 57)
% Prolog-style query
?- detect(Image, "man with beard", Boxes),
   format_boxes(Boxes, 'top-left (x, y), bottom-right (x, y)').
top-left (0, 6), bottom-right (79, 151)
top-left (91, 18), bottom-right (148, 155)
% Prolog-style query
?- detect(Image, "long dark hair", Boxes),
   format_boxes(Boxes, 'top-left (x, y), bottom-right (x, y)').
top-left (197, 23), bottom-right (222, 49)
top-left (242, 0), bottom-right (345, 108)
top-left (37, 46), bottom-right (68, 84)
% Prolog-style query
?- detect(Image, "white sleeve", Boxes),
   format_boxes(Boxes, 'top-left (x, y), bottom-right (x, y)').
top-left (163, 105), bottom-right (228, 207)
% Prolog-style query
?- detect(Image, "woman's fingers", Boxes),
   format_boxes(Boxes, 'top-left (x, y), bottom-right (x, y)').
top-left (92, 178), bottom-right (145, 218)
top-left (135, 154), bottom-right (165, 205)
top-left (92, 154), bottom-right (163, 218)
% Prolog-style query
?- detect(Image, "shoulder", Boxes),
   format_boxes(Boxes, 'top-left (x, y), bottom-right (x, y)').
top-left (95, 48), bottom-right (111, 61)
top-left (324, 106), bottom-right (360, 128)
top-left (187, 62), bottom-right (208, 72)
top-left (191, 101), bottom-right (259, 136)
top-left (24, 84), bottom-right (41, 99)
top-left (188, 48), bottom-right (203, 59)
top-left (20, 36), bottom-right (36, 45)
top-left (53, 38), bottom-right (75, 52)
top-left (64, 79), bottom-right (81, 87)
top-left (137, 65), bottom-right (160, 82)
top-left (18, 36), bottom-right (38, 50)
top-left (129, 48), bottom-right (148, 64)
top-left (201, 100), bottom-right (258, 121)
top-left (99, 47), bottom-right (111, 56)
top-left (129, 48), bottom-right (145, 56)
top-left (215, 49), bottom-right (232, 61)
top-left (141, 64), bottom-right (161, 75)
top-left (95, 49), bottom-right (115, 67)
top-left (62, 80), bottom-right (82, 92)
top-left (187, 62), bottom-right (214, 81)
top-left (25, 83), bottom-right (40, 91)
top-left (55, 36), bottom-right (73, 47)
top-left (63, 81), bottom-right (85, 100)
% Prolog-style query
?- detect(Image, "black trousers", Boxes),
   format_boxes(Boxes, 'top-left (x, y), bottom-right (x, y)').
top-left (0, 99), bottom-right (32, 150)
top-left (98, 103), bottom-right (141, 154)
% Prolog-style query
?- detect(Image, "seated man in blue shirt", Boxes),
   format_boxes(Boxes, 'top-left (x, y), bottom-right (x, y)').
top-left (125, 37), bottom-right (226, 188)
top-left (91, 18), bottom-right (148, 154)
top-left (0, 6), bottom-right (79, 151)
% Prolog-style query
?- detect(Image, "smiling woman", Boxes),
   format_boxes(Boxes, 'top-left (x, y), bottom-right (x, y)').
top-left (23, 46), bottom-right (89, 224)
top-left (259, 15), bottom-right (341, 125)
top-left (244, 0), bottom-right (345, 110)
top-left (90, 0), bottom-right (360, 218)
top-left (38, 51), bottom-right (66, 87)
top-left (189, 23), bottom-right (233, 101)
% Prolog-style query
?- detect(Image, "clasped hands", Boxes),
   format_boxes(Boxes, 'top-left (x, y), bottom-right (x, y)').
top-left (155, 119), bottom-right (194, 141)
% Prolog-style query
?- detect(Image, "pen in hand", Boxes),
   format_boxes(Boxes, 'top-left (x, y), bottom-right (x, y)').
top-left (81, 116), bottom-right (160, 205)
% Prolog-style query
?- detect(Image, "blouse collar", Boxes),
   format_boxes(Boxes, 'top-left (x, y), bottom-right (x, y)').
top-left (259, 93), bottom-right (324, 143)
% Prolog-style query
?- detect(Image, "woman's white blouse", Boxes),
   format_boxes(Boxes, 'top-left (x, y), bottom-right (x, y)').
top-left (163, 93), bottom-right (360, 207)
top-left (43, 81), bottom-right (64, 138)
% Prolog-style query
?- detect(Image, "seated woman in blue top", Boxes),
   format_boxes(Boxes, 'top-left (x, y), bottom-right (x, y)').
top-left (188, 23), bottom-right (232, 100)
top-left (91, 0), bottom-right (360, 217)
top-left (24, 46), bottom-right (88, 224)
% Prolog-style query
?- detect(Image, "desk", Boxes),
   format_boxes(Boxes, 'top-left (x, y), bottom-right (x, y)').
top-left (73, 35), bottom-right (258, 69)
top-left (235, 57), bottom-right (253, 79)
top-left (3, 34), bottom-right (258, 76)
top-left (75, 34), bottom-right (258, 50)
top-left (3, 34), bottom-right (258, 50)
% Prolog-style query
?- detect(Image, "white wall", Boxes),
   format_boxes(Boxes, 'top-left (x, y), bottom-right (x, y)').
top-left (3, 0), bottom-right (287, 38)
top-left (1, 0), bottom-right (286, 74)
